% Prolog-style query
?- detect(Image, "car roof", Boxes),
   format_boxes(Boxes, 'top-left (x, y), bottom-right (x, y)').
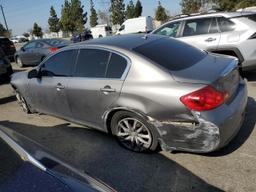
top-left (170, 11), bottom-right (256, 22)
top-left (72, 34), bottom-right (166, 50)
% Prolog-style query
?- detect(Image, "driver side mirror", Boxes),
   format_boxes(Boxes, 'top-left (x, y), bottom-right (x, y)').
top-left (28, 69), bottom-right (40, 79)
top-left (20, 47), bottom-right (25, 52)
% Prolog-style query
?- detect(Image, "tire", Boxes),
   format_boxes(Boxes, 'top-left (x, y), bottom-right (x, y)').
top-left (111, 111), bottom-right (159, 152)
top-left (16, 56), bottom-right (23, 68)
top-left (15, 91), bottom-right (31, 114)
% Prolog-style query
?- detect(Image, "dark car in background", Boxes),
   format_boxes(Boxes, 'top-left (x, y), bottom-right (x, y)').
top-left (0, 125), bottom-right (115, 192)
top-left (15, 38), bottom-right (71, 67)
top-left (0, 48), bottom-right (13, 82)
top-left (0, 37), bottom-right (16, 62)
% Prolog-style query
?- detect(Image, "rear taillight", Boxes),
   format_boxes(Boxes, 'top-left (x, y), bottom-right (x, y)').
top-left (49, 47), bottom-right (58, 52)
top-left (249, 32), bottom-right (256, 39)
top-left (180, 85), bottom-right (229, 111)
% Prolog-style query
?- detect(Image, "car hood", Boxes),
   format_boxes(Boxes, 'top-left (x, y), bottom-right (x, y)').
top-left (170, 53), bottom-right (238, 84)
top-left (0, 125), bottom-right (115, 192)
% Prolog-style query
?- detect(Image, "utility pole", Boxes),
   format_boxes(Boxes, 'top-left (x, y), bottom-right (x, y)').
top-left (0, 5), bottom-right (9, 32)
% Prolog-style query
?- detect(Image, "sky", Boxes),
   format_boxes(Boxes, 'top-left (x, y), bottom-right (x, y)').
top-left (0, 0), bottom-right (181, 36)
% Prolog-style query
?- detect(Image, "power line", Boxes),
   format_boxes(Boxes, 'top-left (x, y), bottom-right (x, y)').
top-left (0, 5), bottom-right (8, 32)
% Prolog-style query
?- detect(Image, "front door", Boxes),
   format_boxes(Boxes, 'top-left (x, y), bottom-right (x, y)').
top-left (67, 48), bottom-right (129, 130)
top-left (27, 49), bottom-right (77, 118)
top-left (20, 41), bottom-right (37, 65)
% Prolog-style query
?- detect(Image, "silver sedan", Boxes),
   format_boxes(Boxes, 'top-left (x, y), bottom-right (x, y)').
top-left (11, 34), bottom-right (247, 153)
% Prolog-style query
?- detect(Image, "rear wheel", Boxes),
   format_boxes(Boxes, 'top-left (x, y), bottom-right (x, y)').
top-left (111, 111), bottom-right (158, 152)
top-left (15, 91), bottom-right (30, 113)
top-left (16, 56), bottom-right (23, 68)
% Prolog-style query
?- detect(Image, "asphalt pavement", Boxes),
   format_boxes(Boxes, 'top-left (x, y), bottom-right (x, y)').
top-left (0, 64), bottom-right (256, 192)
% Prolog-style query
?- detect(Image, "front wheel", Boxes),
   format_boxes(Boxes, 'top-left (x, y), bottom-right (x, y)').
top-left (111, 111), bottom-right (158, 152)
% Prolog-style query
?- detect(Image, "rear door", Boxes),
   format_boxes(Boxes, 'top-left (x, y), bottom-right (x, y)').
top-left (27, 50), bottom-right (77, 118)
top-left (179, 17), bottom-right (221, 51)
top-left (67, 48), bottom-right (129, 129)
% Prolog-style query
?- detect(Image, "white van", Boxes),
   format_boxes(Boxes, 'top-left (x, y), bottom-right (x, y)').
top-left (90, 24), bottom-right (112, 38)
top-left (117, 16), bottom-right (154, 35)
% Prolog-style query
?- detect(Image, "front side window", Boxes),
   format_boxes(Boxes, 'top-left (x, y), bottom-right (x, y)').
top-left (23, 42), bottom-right (36, 49)
top-left (182, 18), bottom-right (212, 37)
top-left (74, 49), bottom-right (110, 78)
top-left (217, 17), bottom-right (235, 32)
top-left (154, 22), bottom-right (181, 37)
top-left (41, 50), bottom-right (76, 77)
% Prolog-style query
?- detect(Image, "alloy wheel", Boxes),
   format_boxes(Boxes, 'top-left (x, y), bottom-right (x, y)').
top-left (117, 117), bottom-right (153, 152)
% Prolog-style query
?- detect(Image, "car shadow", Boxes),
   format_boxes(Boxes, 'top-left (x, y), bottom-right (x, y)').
top-left (0, 120), bottom-right (223, 192)
top-left (0, 95), bottom-right (16, 105)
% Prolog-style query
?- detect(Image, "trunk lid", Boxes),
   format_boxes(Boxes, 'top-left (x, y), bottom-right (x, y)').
top-left (171, 53), bottom-right (240, 102)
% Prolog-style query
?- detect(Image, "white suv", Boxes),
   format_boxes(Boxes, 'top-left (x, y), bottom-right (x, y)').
top-left (152, 12), bottom-right (256, 71)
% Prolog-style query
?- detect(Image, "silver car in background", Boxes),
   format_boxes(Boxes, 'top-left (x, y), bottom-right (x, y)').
top-left (11, 34), bottom-right (247, 153)
top-left (152, 12), bottom-right (256, 71)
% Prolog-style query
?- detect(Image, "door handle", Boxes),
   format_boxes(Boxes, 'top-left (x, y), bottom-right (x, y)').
top-left (205, 37), bottom-right (216, 42)
top-left (100, 85), bottom-right (116, 94)
top-left (56, 83), bottom-right (65, 91)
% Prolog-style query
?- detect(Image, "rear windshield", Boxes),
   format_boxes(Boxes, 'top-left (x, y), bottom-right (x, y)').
top-left (133, 38), bottom-right (207, 71)
top-left (43, 39), bottom-right (70, 46)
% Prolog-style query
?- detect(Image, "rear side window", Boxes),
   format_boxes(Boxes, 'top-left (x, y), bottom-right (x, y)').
top-left (133, 38), bottom-right (207, 71)
top-left (41, 50), bottom-right (76, 76)
top-left (217, 17), bottom-right (235, 32)
top-left (106, 53), bottom-right (127, 78)
top-left (182, 18), bottom-right (212, 37)
top-left (243, 14), bottom-right (256, 22)
top-left (75, 49), bottom-right (110, 78)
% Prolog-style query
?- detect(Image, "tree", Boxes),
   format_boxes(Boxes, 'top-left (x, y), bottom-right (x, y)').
top-left (60, 0), bottom-right (87, 34)
top-left (71, 0), bottom-right (87, 32)
top-left (155, 1), bottom-right (168, 22)
top-left (32, 23), bottom-right (43, 38)
top-left (134, 0), bottom-right (142, 17)
top-left (217, 0), bottom-right (238, 11)
top-left (48, 6), bottom-right (60, 34)
top-left (60, 0), bottom-right (73, 33)
top-left (23, 32), bottom-right (30, 38)
top-left (90, 0), bottom-right (98, 27)
top-left (180, 0), bottom-right (201, 14)
top-left (98, 10), bottom-right (110, 24)
top-left (110, 0), bottom-right (125, 25)
top-left (126, 0), bottom-right (135, 19)
top-left (0, 23), bottom-right (7, 37)
top-left (235, 0), bottom-right (256, 9)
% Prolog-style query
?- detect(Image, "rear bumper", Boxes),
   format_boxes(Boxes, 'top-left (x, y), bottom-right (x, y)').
top-left (155, 79), bottom-right (248, 153)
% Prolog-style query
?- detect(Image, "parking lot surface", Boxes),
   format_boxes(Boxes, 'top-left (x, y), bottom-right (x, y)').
top-left (0, 64), bottom-right (256, 192)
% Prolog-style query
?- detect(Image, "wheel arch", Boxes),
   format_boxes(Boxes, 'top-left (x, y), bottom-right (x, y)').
top-left (103, 107), bottom-right (150, 134)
